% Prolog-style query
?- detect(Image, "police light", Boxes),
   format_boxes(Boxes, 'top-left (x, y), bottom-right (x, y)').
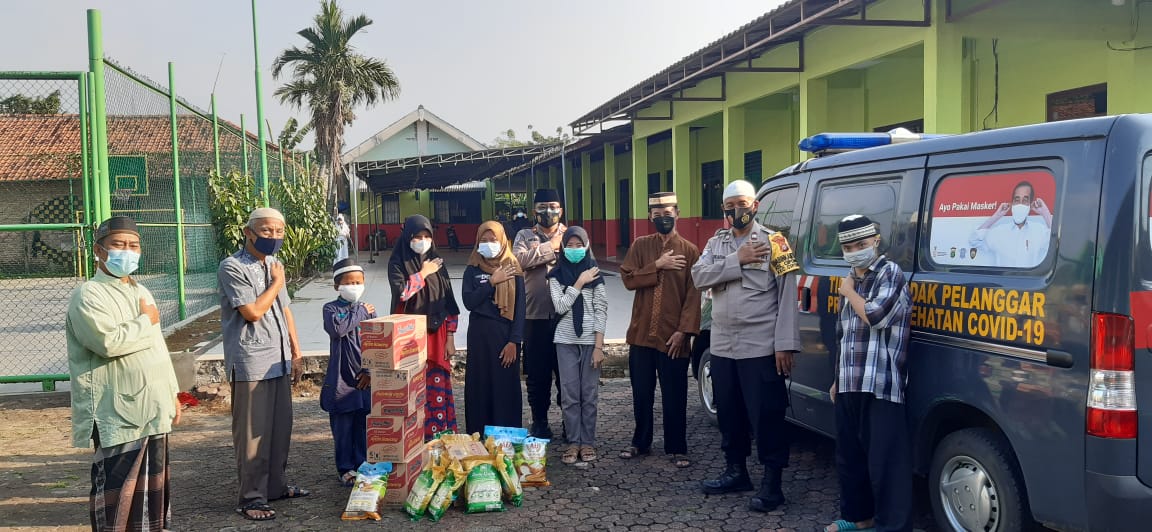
top-left (798, 128), bottom-right (948, 154)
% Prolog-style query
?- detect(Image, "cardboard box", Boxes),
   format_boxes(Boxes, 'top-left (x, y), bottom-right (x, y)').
top-left (366, 411), bottom-right (425, 464)
top-left (361, 314), bottom-right (428, 370)
top-left (379, 450), bottom-right (425, 508)
top-left (369, 364), bottom-right (427, 417)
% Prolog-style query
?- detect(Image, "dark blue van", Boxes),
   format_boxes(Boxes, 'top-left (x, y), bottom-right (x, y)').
top-left (698, 115), bottom-right (1152, 531)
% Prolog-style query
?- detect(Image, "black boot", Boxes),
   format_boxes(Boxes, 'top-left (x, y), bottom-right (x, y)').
top-left (748, 467), bottom-right (786, 513)
top-left (530, 419), bottom-right (554, 440)
top-left (701, 463), bottom-right (754, 495)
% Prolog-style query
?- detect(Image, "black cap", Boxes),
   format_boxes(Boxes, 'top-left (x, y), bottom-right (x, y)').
top-left (837, 215), bottom-right (878, 244)
top-left (94, 216), bottom-right (140, 244)
top-left (533, 189), bottom-right (562, 204)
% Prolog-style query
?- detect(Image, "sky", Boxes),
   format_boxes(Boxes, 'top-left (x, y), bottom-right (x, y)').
top-left (1, 0), bottom-right (787, 151)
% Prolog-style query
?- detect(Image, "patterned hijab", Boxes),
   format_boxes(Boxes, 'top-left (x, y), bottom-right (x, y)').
top-left (467, 221), bottom-right (523, 320)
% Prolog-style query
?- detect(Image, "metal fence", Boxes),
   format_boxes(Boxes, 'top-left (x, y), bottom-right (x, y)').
top-left (0, 60), bottom-right (308, 390)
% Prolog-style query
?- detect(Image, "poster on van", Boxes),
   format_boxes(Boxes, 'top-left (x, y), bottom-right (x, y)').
top-left (929, 170), bottom-right (1056, 268)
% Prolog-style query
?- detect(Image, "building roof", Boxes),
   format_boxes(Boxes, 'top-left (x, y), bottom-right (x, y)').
top-left (341, 105), bottom-right (487, 164)
top-left (352, 144), bottom-right (560, 194)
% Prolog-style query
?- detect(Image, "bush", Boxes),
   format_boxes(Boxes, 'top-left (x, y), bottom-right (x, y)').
top-left (206, 170), bottom-right (261, 260)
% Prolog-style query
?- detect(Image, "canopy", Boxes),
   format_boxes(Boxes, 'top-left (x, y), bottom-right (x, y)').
top-left (351, 144), bottom-right (561, 194)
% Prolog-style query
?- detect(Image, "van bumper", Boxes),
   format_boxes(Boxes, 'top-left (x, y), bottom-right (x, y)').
top-left (1084, 471), bottom-right (1152, 528)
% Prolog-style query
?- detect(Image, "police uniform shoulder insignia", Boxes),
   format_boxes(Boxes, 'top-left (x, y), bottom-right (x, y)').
top-left (768, 232), bottom-right (799, 275)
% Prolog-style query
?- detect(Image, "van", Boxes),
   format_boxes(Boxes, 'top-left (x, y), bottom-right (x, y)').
top-left (696, 115), bottom-right (1152, 531)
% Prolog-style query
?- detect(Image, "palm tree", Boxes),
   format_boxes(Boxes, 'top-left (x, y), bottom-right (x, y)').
top-left (272, 0), bottom-right (400, 206)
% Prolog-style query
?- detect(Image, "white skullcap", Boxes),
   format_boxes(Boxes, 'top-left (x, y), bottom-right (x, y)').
top-left (723, 180), bottom-right (756, 200)
top-left (247, 207), bottom-right (285, 225)
top-left (336, 214), bottom-right (345, 222)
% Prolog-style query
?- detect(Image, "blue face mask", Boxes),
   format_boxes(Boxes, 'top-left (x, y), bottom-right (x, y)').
top-left (563, 246), bottom-right (587, 263)
top-left (102, 248), bottom-right (141, 277)
top-left (251, 235), bottom-right (283, 256)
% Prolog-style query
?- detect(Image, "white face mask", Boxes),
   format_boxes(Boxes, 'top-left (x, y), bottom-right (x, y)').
top-left (477, 242), bottom-right (502, 259)
top-left (338, 284), bottom-right (365, 303)
top-left (1011, 203), bottom-right (1030, 224)
top-left (844, 244), bottom-right (878, 269)
top-left (410, 239), bottom-right (432, 255)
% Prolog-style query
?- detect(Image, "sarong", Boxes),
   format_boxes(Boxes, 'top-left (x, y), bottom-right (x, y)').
top-left (90, 433), bottom-right (170, 532)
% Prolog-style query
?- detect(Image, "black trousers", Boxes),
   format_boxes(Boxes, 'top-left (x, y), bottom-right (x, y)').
top-left (835, 392), bottom-right (913, 532)
top-left (465, 314), bottom-right (523, 435)
top-left (523, 318), bottom-right (560, 423)
top-left (711, 355), bottom-right (790, 469)
top-left (628, 345), bottom-right (690, 454)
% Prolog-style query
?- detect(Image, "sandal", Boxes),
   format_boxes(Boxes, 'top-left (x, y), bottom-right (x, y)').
top-left (339, 471), bottom-right (357, 487)
top-left (562, 446), bottom-right (580, 465)
top-left (671, 454), bottom-right (691, 468)
top-left (618, 446), bottom-right (650, 459)
top-left (236, 502), bottom-right (276, 521)
top-left (579, 446), bottom-right (598, 462)
top-left (824, 519), bottom-right (875, 532)
top-left (272, 485), bottom-right (311, 500)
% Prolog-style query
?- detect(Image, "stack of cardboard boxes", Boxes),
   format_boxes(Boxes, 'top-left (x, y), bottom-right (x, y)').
top-left (360, 314), bottom-right (428, 508)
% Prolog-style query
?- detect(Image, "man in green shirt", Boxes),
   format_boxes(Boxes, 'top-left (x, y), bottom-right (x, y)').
top-left (66, 215), bottom-right (181, 532)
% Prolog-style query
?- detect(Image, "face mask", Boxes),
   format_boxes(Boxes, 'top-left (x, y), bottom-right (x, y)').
top-left (653, 215), bottom-right (676, 235)
top-left (563, 246), bottom-right (587, 263)
top-left (536, 209), bottom-right (561, 228)
top-left (338, 284), bottom-right (365, 303)
top-left (724, 207), bottom-right (754, 230)
top-left (1011, 203), bottom-right (1030, 224)
top-left (251, 235), bottom-right (283, 256)
top-left (410, 239), bottom-right (432, 255)
top-left (477, 242), bottom-right (502, 259)
top-left (844, 244), bottom-right (878, 269)
top-left (102, 248), bottom-right (141, 277)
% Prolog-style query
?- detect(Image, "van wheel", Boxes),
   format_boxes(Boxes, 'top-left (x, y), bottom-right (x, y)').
top-left (698, 350), bottom-right (718, 426)
top-left (929, 428), bottom-right (1030, 532)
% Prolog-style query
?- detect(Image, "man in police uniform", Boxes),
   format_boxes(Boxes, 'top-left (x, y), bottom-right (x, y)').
top-left (691, 179), bottom-right (801, 513)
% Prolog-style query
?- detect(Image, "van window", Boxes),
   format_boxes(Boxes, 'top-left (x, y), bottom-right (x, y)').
top-left (811, 180), bottom-right (900, 260)
top-left (756, 186), bottom-right (798, 238)
top-left (927, 170), bottom-right (1056, 269)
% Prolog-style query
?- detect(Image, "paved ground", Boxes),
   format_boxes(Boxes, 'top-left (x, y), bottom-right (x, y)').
top-left (0, 376), bottom-right (938, 531)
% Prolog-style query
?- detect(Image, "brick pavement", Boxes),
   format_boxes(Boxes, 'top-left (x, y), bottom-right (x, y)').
top-left (0, 378), bottom-right (936, 531)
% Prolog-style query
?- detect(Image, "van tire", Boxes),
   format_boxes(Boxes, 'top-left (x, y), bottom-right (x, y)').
top-left (698, 350), bottom-right (718, 426)
top-left (929, 428), bottom-right (1031, 532)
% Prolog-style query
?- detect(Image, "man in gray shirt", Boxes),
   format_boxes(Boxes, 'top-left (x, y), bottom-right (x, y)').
top-left (218, 207), bottom-right (307, 521)
top-left (691, 180), bottom-right (801, 514)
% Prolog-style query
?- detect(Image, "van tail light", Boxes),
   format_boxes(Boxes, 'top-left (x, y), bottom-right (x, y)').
top-left (1087, 313), bottom-right (1138, 439)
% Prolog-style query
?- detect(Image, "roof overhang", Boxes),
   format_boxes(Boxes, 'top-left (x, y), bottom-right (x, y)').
top-left (351, 144), bottom-right (561, 194)
top-left (569, 0), bottom-right (931, 135)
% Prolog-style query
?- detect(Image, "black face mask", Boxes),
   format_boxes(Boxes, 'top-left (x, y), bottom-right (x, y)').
top-left (536, 210), bottom-right (560, 228)
top-left (724, 207), bottom-right (754, 230)
top-left (653, 215), bottom-right (676, 235)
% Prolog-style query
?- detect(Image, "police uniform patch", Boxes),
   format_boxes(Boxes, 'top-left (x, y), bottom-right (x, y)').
top-left (769, 233), bottom-right (799, 275)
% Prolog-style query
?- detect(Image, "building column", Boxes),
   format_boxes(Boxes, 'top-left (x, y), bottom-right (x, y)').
top-left (1108, 34), bottom-right (1152, 114)
top-left (483, 179), bottom-right (495, 221)
top-left (723, 106), bottom-right (746, 184)
top-left (799, 75), bottom-right (828, 161)
top-left (631, 136), bottom-right (649, 241)
top-left (603, 143), bottom-right (619, 259)
top-left (923, 9), bottom-right (964, 134)
top-left (581, 151), bottom-right (593, 229)
top-left (671, 124), bottom-right (695, 243)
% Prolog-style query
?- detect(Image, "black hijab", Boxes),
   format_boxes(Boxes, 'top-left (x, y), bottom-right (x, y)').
top-left (546, 226), bottom-right (604, 337)
top-left (388, 215), bottom-right (459, 332)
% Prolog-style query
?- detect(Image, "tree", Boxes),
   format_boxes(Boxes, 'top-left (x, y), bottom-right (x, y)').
top-left (278, 117), bottom-right (313, 151)
top-left (491, 124), bottom-right (570, 148)
top-left (0, 91), bottom-right (61, 114)
top-left (272, 0), bottom-right (401, 206)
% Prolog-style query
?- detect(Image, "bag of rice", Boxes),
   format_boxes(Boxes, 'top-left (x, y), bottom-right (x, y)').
top-left (494, 449), bottom-right (523, 506)
top-left (427, 460), bottom-right (466, 522)
top-left (462, 458), bottom-right (505, 514)
top-left (340, 461), bottom-right (393, 521)
top-left (403, 463), bottom-right (445, 520)
top-left (484, 426), bottom-right (528, 457)
top-left (516, 437), bottom-right (551, 487)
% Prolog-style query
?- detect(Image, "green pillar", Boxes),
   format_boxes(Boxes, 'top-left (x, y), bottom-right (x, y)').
top-left (564, 157), bottom-right (576, 213)
top-left (580, 152), bottom-right (593, 224)
top-left (87, 10), bottom-right (112, 222)
top-left (277, 142), bottom-right (286, 184)
top-left (168, 63), bottom-right (187, 320)
top-left (723, 106), bottom-right (746, 185)
top-left (483, 179), bottom-right (495, 221)
top-left (671, 124), bottom-right (693, 218)
top-left (631, 136), bottom-right (649, 237)
top-left (799, 76), bottom-right (829, 161)
top-left (923, 7), bottom-right (965, 134)
top-left (603, 143), bottom-right (619, 258)
top-left (251, 0), bottom-right (270, 206)
top-left (240, 114), bottom-right (250, 177)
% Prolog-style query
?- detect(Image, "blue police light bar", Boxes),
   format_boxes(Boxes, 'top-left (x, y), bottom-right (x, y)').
top-left (798, 129), bottom-right (949, 154)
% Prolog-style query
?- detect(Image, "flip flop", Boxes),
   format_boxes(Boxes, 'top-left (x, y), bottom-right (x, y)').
top-left (824, 519), bottom-right (875, 532)
top-left (339, 471), bottom-right (357, 487)
top-left (236, 502), bottom-right (276, 521)
top-left (670, 454), bottom-right (691, 468)
top-left (272, 485), bottom-right (310, 500)
top-left (618, 446), bottom-right (650, 459)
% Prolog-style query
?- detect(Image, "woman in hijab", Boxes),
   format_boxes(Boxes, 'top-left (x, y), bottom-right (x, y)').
top-left (547, 226), bottom-right (607, 464)
top-left (388, 215), bottom-right (461, 440)
top-left (461, 221), bottom-right (526, 435)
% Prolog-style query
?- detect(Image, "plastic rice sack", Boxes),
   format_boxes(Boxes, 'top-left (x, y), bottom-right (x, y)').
top-left (403, 463), bottom-right (445, 519)
top-left (462, 458), bottom-right (505, 514)
top-left (494, 449), bottom-right (523, 506)
top-left (427, 460), bottom-right (466, 522)
top-left (484, 425), bottom-right (528, 457)
top-left (515, 437), bottom-right (550, 487)
top-left (340, 461), bottom-right (393, 521)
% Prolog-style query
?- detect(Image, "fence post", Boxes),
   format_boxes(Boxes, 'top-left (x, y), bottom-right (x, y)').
top-left (251, 0), bottom-right (271, 207)
top-left (240, 114), bottom-right (249, 178)
top-left (168, 63), bottom-right (187, 320)
top-left (290, 151), bottom-right (297, 183)
top-left (304, 152), bottom-right (310, 180)
top-left (211, 93), bottom-right (221, 177)
top-left (87, 10), bottom-right (111, 222)
top-left (78, 72), bottom-right (94, 278)
top-left (278, 141), bottom-right (286, 186)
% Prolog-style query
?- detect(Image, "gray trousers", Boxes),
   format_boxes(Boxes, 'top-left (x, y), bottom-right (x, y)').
top-left (556, 344), bottom-right (600, 446)
top-left (231, 375), bottom-right (293, 506)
